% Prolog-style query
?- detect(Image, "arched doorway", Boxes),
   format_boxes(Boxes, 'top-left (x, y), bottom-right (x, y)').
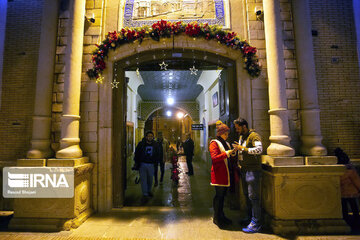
top-left (97, 36), bottom-right (251, 211)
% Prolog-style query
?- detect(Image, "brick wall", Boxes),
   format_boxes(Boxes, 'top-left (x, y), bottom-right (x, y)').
top-left (0, 0), bottom-right (43, 162)
top-left (309, 0), bottom-right (360, 157)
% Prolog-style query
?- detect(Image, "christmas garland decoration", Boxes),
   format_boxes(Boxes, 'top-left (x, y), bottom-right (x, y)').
top-left (87, 20), bottom-right (261, 81)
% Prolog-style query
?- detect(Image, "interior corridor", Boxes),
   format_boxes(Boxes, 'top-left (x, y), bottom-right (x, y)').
top-left (124, 156), bottom-right (213, 208)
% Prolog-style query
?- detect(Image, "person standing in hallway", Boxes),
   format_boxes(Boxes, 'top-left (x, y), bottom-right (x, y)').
top-left (209, 123), bottom-right (236, 228)
top-left (176, 137), bottom-right (183, 154)
top-left (233, 118), bottom-right (263, 233)
top-left (133, 131), bottom-right (160, 202)
top-left (154, 132), bottom-right (169, 186)
top-left (183, 132), bottom-right (195, 176)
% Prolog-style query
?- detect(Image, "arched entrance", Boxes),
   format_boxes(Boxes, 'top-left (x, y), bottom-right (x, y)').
top-left (97, 36), bottom-right (251, 212)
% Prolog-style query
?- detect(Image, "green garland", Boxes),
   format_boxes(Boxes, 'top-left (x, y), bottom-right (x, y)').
top-left (87, 20), bottom-right (261, 81)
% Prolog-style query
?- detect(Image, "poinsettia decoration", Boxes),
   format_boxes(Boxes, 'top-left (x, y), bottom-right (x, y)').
top-left (87, 20), bottom-right (261, 81)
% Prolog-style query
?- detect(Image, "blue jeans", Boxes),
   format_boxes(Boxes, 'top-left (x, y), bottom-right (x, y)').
top-left (139, 163), bottom-right (154, 196)
top-left (241, 169), bottom-right (262, 224)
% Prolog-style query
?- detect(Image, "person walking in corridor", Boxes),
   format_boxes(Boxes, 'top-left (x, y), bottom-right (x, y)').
top-left (209, 124), bottom-right (236, 229)
top-left (183, 132), bottom-right (195, 176)
top-left (154, 132), bottom-right (169, 186)
top-left (133, 131), bottom-right (160, 203)
top-left (233, 118), bottom-right (263, 233)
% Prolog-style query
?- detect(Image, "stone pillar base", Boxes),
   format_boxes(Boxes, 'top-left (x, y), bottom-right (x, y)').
top-left (264, 213), bottom-right (350, 235)
top-left (262, 163), bottom-right (350, 234)
top-left (9, 160), bottom-right (93, 231)
top-left (267, 142), bottom-right (295, 157)
top-left (9, 208), bottom-right (92, 231)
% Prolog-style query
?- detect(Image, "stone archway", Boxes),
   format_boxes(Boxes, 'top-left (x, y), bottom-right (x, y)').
top-left (96, 35), bottom-right (251, 212)
top-left (141, 103), bottom-right (198, 122)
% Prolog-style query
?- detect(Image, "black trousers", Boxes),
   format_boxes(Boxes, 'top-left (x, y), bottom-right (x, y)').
top-left (342, 198), bottom-right (360, 229)
top-left (213, 186), bottom-right (228, 220)
top-left (154, 161), bottom-right (165, 183)
top-left (186, 155), bottom-right (194, 175)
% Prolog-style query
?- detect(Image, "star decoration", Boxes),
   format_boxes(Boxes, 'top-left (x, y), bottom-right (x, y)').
top-left (96, 74), bottom-right (104, 84)
top-left (111, 79), bottom-right (119, 89)
top-left (136, 67), bottom-right (140, 78)
top-left (159, 61), bottom-right (168, 70)
top-left (190, 65), bottom-right (198, 75)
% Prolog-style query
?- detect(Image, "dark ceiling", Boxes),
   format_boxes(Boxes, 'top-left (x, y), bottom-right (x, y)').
top-left (137, 70), bottom-right (204, 101)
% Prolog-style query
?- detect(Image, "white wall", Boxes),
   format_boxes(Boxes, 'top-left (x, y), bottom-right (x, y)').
top-left (0, 0), bottom-right (7, 108)
top-left (125, 71), bottom-right (143, 147)
top-left (196, 70), bottom-right (221, 148)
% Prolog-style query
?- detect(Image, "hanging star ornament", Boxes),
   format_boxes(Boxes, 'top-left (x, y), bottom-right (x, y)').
top-left (136, 67), bottom-right (140, 78)
top-left (111, 79), bottom-right (119, 89)
top-left (95, 74), bottom-right (104, 84)
top-left (159, 61), bottom-right (168, 70)
top-left (190, 65), bottom-right (198, 75)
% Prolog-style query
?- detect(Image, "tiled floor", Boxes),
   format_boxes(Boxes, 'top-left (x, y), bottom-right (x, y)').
top-left (0, 157), bottom-right (358, 239)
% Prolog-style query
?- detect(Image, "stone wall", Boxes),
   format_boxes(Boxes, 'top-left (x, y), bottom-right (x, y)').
top-left (309, 0), bottom-right (360, 158)
top-left (0, 0), bottom-right (42, 162)
top-left (245, 0), bottom-right (301, 154)
top-left (52, 0), bottom-right (103, 210)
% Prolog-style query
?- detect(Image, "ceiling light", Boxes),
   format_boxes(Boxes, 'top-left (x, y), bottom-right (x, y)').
top-left (176, 112), bottom-right (184, 119)
top-left (166, 111), bottom-right (172, 117)
top-left (167, 97), bottom-right (174, 105)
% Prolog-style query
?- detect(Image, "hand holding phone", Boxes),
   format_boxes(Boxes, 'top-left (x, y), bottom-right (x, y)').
top-left (232, 141), bottom-right (239, 149)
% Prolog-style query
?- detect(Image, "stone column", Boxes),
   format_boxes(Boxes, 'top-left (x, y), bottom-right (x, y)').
top-left (292, 0), bottom-right (327, 156)
top-left (263, 0), bottom-right (295, 156)
top-left (26, 0), bottom-right (59, 159)
top-left (56, 0), bottom-right (85, 158)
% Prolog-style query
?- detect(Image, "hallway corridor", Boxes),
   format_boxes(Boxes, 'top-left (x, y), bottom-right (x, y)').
top-left (124, 156), bottom-right (213, 208)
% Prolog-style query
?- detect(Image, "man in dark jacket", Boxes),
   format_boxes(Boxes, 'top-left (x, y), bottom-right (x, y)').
top-left (134, 131), bottom-right (160, 200)
top-left (183, 132), bottom-right (195, 176)
top-left (233, 118), bottom-right (263, 233)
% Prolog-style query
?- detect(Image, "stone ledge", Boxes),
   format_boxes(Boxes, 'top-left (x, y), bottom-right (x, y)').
top-left (263, 164), bottom-right (346, 174)
top-left (262, 155), bottom-right (304, 166)
top-left (17, 159), bottom-right (46, 167)
top-left (305, 156), bottom-right (337, 165)
top-left (47, 157), bottom-right (89, 167)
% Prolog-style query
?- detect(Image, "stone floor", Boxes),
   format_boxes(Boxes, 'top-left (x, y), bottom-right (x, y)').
top-left (0, 157), bottom-right (359, 239)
